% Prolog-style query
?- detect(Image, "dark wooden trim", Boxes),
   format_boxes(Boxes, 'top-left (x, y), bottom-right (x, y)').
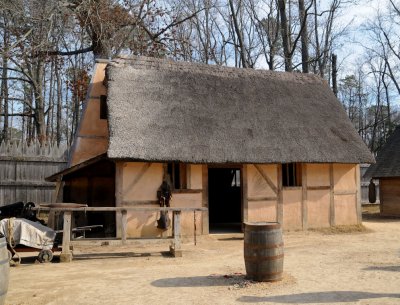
top-left (202, 164), bottom-right (209, 234)
top-left (172, 189), bottom-right (202, 194)
top-left (329, 164), bottom-right (335, 226)
top-left (277, 164), bottom-right (283, 224)
top-left (242, 164), bottom-right (248, 223)
top-left (248, 196), bottom-right (277, 202)
top-left (307, 186), bottom-right (330, 190)
top-left (301, 163), bottom-right (308, 230)
top-left (254, 164), bottom-right (278, 195)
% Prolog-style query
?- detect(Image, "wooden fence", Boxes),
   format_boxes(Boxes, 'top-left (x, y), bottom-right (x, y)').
top-left (0, 141), bottom-right (68, 206)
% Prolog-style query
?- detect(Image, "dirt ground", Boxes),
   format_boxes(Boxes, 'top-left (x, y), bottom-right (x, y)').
top-left (5, 212), bottom-right (400, 305)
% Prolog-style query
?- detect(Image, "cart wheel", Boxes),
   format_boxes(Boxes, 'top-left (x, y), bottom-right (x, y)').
top-left (37, 250), bottom-right (53, 263)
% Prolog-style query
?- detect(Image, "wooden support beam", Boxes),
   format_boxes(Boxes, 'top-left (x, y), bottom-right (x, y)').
top-left (121, 209), bottom-right (127, 245)
top-left (329, 164), bottom-right (335, 227)
top-left (60, 211), bottom-right (73, 262)
top-left (248, 196), bottom-right (277, 202)
top-left (170, 211), bottom-right (182, 257)
top-left (277, 164), bottom-right (283, 224)
top-left (301, 163), bottom-right (308, 230)
top-left (242, 165), bottom-right (248, 224)
top-left (202, 165), bottom-right (209, 235)
top-left (355, 164), bottom-right (362, 224)
top-left (306, 186), bottom-right (330, 191)
top-left (254, 164), bottom-right (278, 195)
top-left (115, 162), bottom-right (124, 238)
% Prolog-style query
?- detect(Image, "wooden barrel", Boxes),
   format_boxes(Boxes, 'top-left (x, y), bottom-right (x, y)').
top-left (244, 222), bottom-right (284, 282)
top-left (0, 237), bottom-right (10, 305)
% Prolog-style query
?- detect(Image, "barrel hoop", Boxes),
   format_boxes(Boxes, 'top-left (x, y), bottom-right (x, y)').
top-left (246, 270), bottom-right (283, 277)
top-left (244, 224), bottom-right (281, 231)
top-left (0, 257), bottom-right (9, 265)
top-left (244, 242), bottom-right (284, 250)
top-left (244, 254), bottom-right (284, 261)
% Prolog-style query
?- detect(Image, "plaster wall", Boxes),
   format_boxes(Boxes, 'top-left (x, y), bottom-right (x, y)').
top-left (246, 164), bottom-right (278, 222)
top-left (282, 188), bottom-right (302, 230)
top-left (70, 63), bottom-right (109, 166)
top-left (118, 163), bottom-right (203, 237)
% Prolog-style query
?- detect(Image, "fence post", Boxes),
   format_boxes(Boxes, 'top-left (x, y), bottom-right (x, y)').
top-left (60, 211), bottom-right (73, 262)
top-left (121, 209), bottom-right (127, 245)
top-left (170, 210), bottom-right (182, 257)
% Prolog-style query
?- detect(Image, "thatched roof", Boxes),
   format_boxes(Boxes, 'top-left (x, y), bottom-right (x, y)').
top-left (105, 56), bottom-right (374, 164)
top-left (364, 126), bottom-right (400, 178)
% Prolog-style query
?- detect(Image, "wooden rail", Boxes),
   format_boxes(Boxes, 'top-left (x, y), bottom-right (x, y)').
top-left (34, 206), bottom-right (207, 262)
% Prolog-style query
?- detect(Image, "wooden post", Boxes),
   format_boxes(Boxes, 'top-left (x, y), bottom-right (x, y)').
top-left (301, 163), bottom-right (308, 230)
top-left (60, 211), bottom-right (73, 262)
top-left (329, 164), bottom-right (335, 227)
top-left (242, 164), bottom-right (248, 225)
top-left (170, 211), bottom-right (182, 257)
top-left (201, 165), bottom-right (209, 235)
top-left (355, 164), bottom-right (362, 224)
top-left (277, 164), bottom-right (283, 224)
top-left (115, 162), bottom-right (124, 238)
top-left (121, 209), bottom-right (127, 245)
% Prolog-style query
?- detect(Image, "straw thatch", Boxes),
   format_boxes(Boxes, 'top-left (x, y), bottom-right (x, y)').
top-left (105, 56), bottom-right (374, 164)
top-left (364, 126), bottom-right (400, 178)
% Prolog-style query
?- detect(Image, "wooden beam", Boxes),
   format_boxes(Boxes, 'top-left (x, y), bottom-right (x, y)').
top-left (121, 209), bottom-right (127, 245)
top-left (242, 164), bottom-right (248, 224)
top-left (60, 211), bottom-right (73, 262)
top-left (329, 164), bottom-right (335, 227)
top-left (306, 186), bottom-right (330, 191)
top-left (170, 211), bottom-right (182, 257)
top-left (254, 164), bottom-right (278, 195)
top-left (115, 162), bottom-right (124, 238)
top-left (355, 164), bottom-right (362, 224)
top-left (202, 164), bottom-right (209, 235)
top-left (248, 196), bottom-right (277, 202)
top-left (35, 206), bottom-right (208, 212)
top-left (301, 163), bottom-right (308, 230)
top-left (277, 164), bottom-right (283, 224)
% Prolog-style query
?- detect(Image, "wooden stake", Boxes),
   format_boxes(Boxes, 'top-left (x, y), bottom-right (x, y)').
top-left (60, 211), bottom-right (73, 262)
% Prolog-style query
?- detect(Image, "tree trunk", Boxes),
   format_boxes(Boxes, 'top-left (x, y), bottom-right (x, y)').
top-left (331, 53), bottom-right (338, 97)
top-left (298, 0), bottom-right (309, 73)
top-left (278, 0), bottom-right (292, 71)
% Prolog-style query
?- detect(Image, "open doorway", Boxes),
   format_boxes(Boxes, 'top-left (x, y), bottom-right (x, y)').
top-left (208, 167), bottom-right (242, 233)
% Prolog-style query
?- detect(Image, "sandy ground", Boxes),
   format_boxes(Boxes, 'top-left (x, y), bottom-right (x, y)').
top-left (4, 216), bottom-right (400, 305)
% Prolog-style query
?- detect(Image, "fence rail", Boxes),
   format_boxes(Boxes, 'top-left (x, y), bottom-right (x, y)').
top-left (35, 206), bottom-right (208, 261)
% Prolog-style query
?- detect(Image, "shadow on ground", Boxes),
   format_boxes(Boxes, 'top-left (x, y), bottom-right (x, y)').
top-left (152, 274), bottom-right (244, 287)
top-left (363, 265), bottom-right (400, 272)
top-left (73, 251), bottom-right (172, 260)
top-left (237, 291), bottom-right (400, 303)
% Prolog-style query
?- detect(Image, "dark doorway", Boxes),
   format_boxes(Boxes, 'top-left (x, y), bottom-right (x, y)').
top-left (63, 159), bottom-right (116, 238)
top-left (208, 167), bottom-right (242, 233)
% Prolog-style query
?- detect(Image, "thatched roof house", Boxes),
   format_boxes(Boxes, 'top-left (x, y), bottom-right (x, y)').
top-left (106, 57), bottom-right (372, 164)
top-left (364, 126), bottom-right (400, 216)
top-left (49, 56), bottom-right (373, 238)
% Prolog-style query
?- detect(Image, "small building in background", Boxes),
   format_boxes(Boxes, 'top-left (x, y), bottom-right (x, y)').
top-left (47, 57), bottom-right (374, 237)
top-left (364, 126), bottom-right (400, 216)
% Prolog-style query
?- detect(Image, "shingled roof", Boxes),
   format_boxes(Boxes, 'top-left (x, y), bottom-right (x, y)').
top-left (364, 126), bottom-right (400, 178)
top-left (105, 56), bottom-right (374, 164)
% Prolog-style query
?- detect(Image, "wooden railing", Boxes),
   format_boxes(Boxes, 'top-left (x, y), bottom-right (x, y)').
top-left (35, 206), bottom-right (207, 262)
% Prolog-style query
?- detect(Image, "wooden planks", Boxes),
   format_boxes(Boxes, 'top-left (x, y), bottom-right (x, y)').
top-left (0, 141), bottom-right (67, 206)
